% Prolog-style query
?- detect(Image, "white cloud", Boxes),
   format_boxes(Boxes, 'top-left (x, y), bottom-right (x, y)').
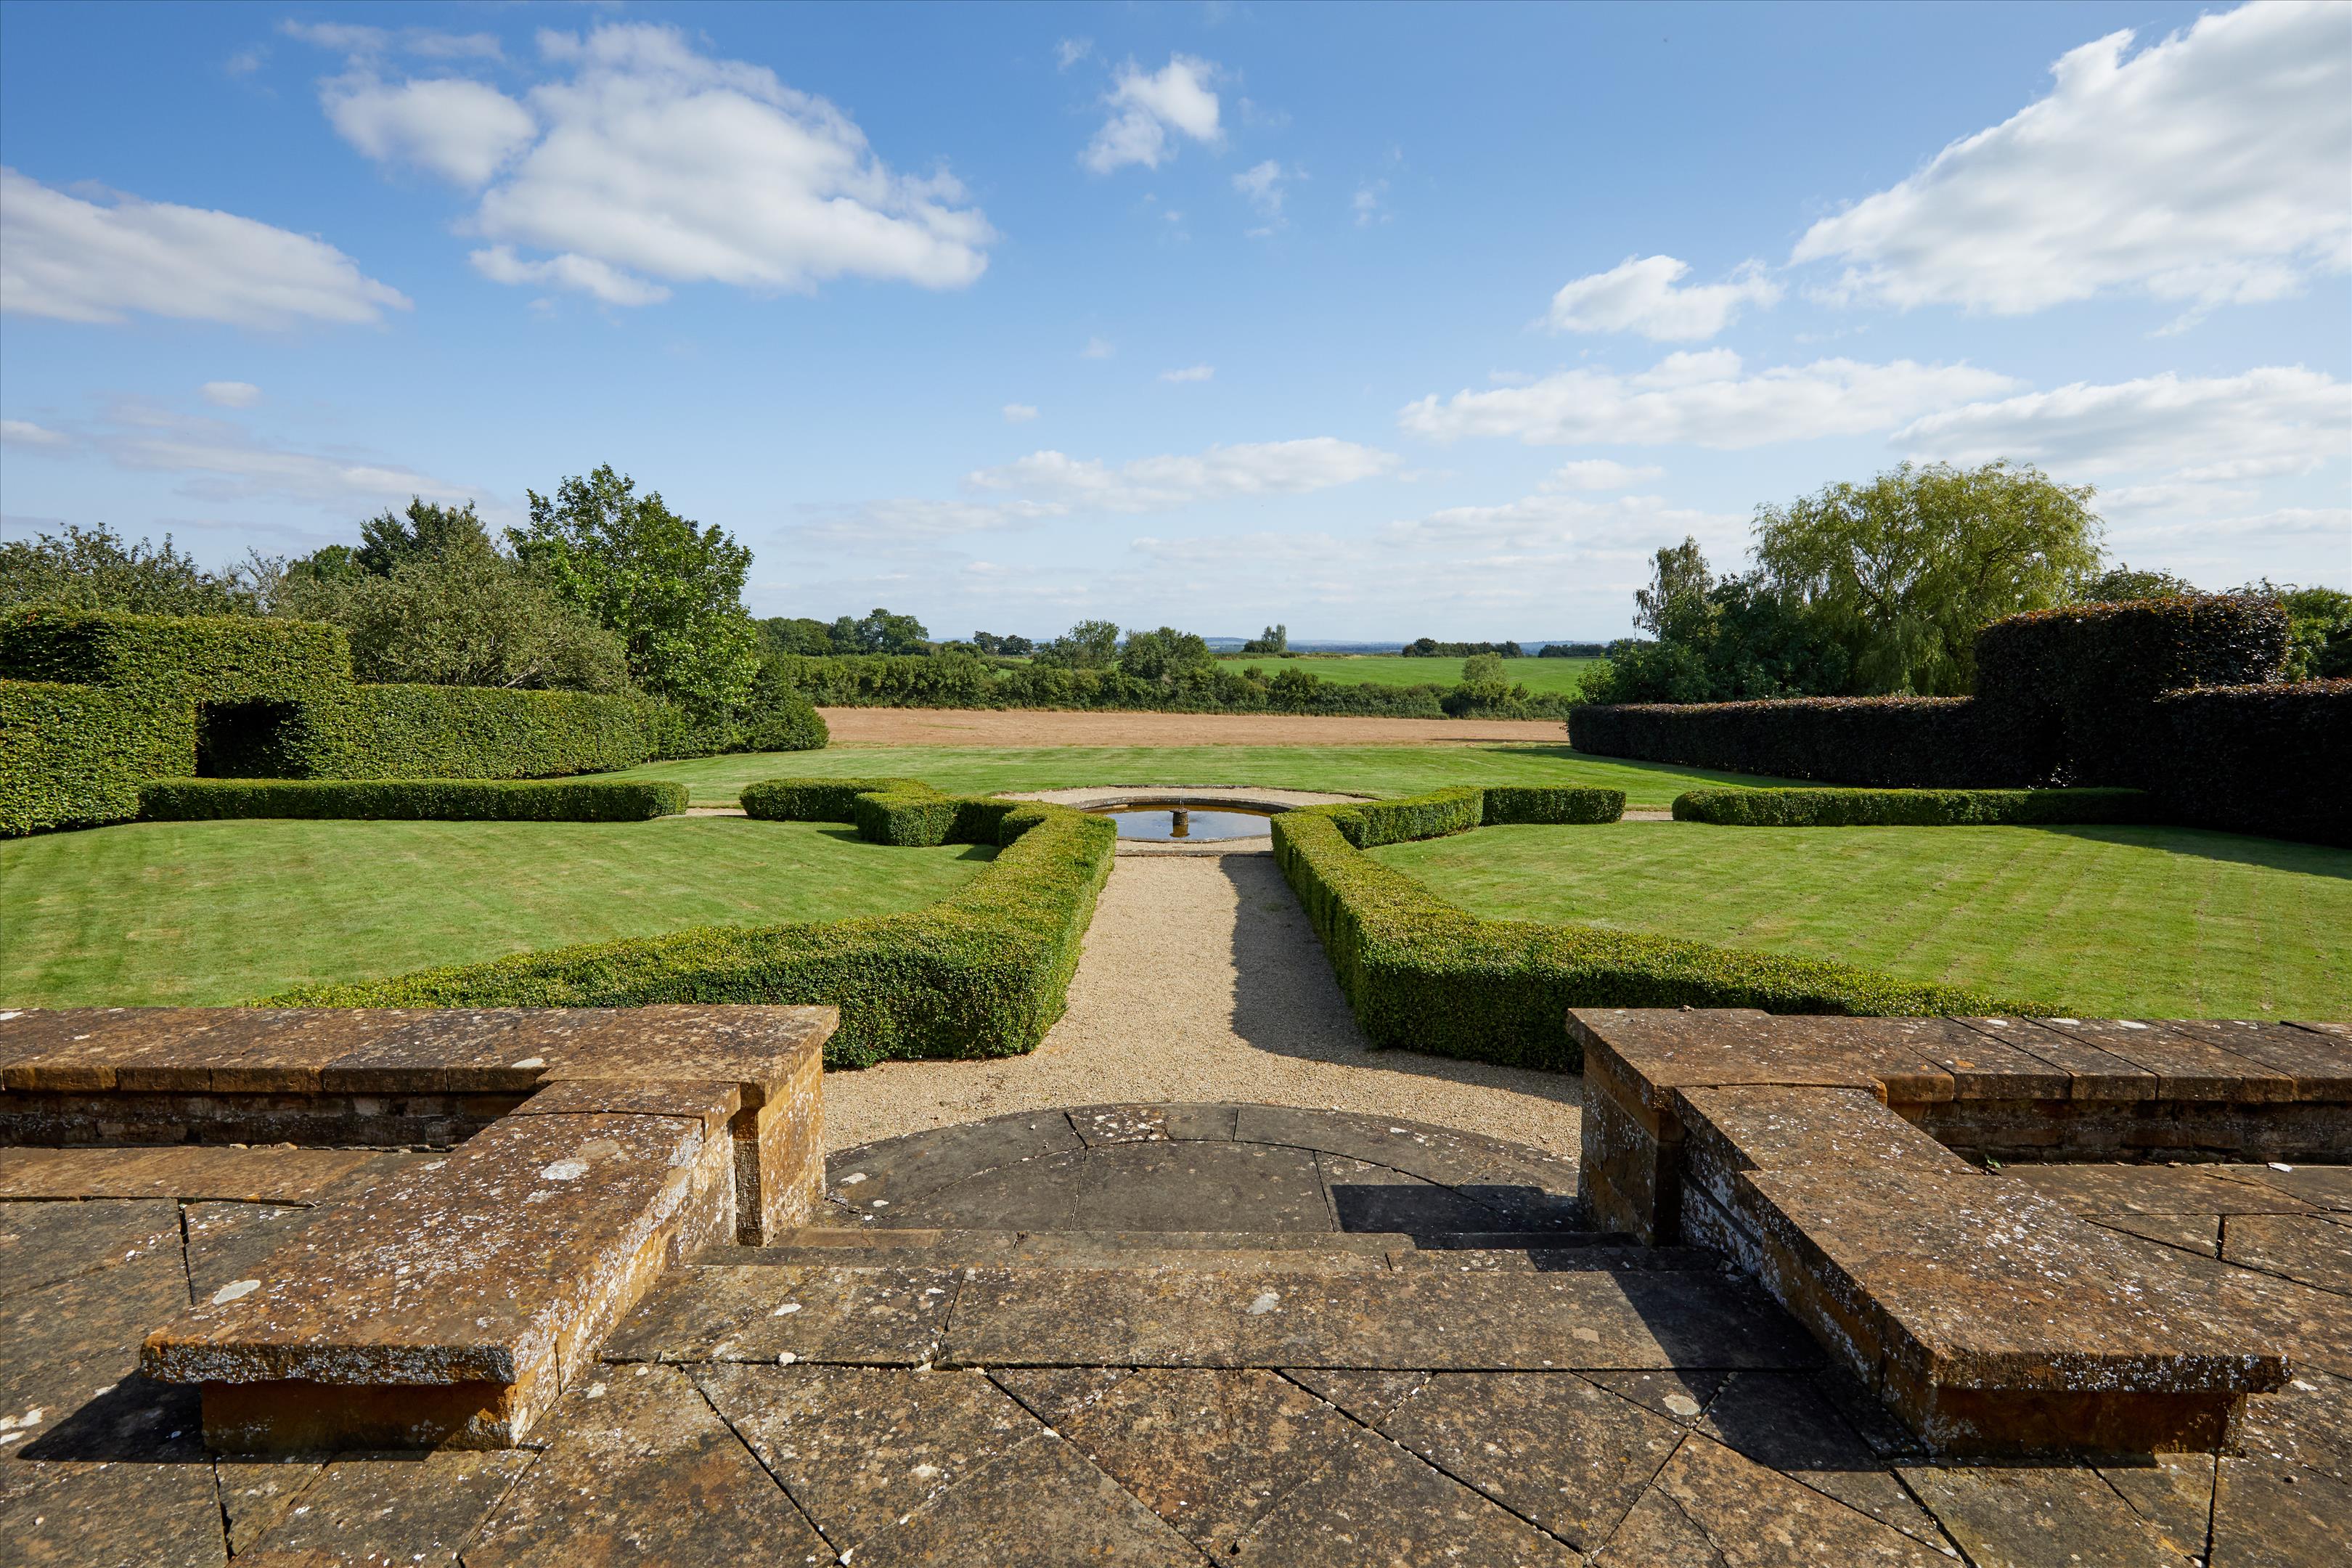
top-left (1893, 367), bottom-right (2351, 481)
top-left (1081, 335), bottom-right (1115, 359)
top-left (314, 23), bottom-right (991, 306)
top-left (200, 381), bottom-right (262, 408)
top-left (1545, 459), bottom-right (1664, 491)
top-left (967, 438), bottom-right (1398, 513)
top-left (1002, 403), bottom-right (1039, 423)
top-left (787, 497), bottom-right (1066, 546)
top-left (0, 167), bottom-right (410, 328)
top-left (1083, 55), bottom-right (1221, 173)
top-left (1547, 255), bottom-right (1781, 341)
top-left (281, 20), bottom-right (502, 62)
top-left (323, 75), bottom-right (536, 187)
top-left (1353, 181), bottom-right (1388, 226)
top-left (1055, 38), bottom-right (1093, 72)
top-left (468, 245), bottom-right (671, 306)
top-left (1400, 350), bottom-right (2020, 448)
top-left (1233, 160), bottom-right (1286, 219)
top-left (1160, 364), bottom-right (1214, 384)
top-left (46, 403), bottom-right (483, 512)
top-left (1, 419), bottom-right (70, 449)
top-left (1792, 2), bottom-right (2352, 318)
top-left (1381, 489), bottom-right (1741, 555)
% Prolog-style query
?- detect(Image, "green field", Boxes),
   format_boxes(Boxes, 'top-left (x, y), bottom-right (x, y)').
top-left (1218, 653), bottom-right (1601, 695)
top-left (1371, 821), bottom-right (2352, 1019)
top-left (0, 816), bottom-right (993, 1007)
top-left (611, 744), bottom-right (1794, 807)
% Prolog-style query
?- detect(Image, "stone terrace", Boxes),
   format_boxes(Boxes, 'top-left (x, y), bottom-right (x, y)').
top-left (1, 1009), bottom-right (2349, 1564)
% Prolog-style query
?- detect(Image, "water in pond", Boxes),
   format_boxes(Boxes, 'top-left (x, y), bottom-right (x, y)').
top-left (1085, 803), bottom-right (1277, 841)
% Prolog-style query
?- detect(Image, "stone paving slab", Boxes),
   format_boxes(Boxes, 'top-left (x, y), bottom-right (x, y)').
top-left (1065, 1101), bottom-right (1241, 1145)
top-left (2033, 1018), bottom-right (2298, 1103)
top-left (0, 1457), bottom-right (230, 1568)
top-left (824, 1112), bottom-right (1085, 1217)
top-left (180, 1203), bottom-right (323, 1305)
top-left (240, 1446), bottom-right (534, 1565)
top-left (0, 1146), bottom-right (383, 1202)
top-left (0, 1198), bottom-right (182, 1297)
top-left (1654, 1434), bottom-right (1956, 1567)
top-left (2167, 1021), bottom-right (2352, 1100)
top-left (1956, 1016), bottom-right (2159, 1101)
top-left (603, 1264), bottom-right (960, 1365)
top-left (1898, 1459), bottom-right (2200, 1567)
top-left (2007, 1163), bottom-right (2324, 1215)
top-left (844, 1429), bottom-right (1204, 1568)
top-left (936, 1265), bottom-right (1820, 1371)
top-left (874, 1139), bottom-right (1340, 1232)
top-left (1694, 1372), bottom-right (1945, 1544)
top-left (1234, 1422), bottom-right (1580, 1566)
top-left (2225, 1214), bottom-right (2352, 1296)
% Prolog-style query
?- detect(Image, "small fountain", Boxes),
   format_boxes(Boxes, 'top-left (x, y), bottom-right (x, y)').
top-left (1082, 799), bottom-right (1280, 842)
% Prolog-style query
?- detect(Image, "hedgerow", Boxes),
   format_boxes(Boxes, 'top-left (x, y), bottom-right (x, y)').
top-left (270, 777), bottom-right (1118, 1069)
top-left (274, 685), bottom-right (660, 779)
top-left (1, 680), bottom-right (195, 836)
top-left (1670, 787), bottom-right (2149, 828)
top-left (0, 605), bottom-right (348, 703)
top-left (139, 777), bottom-right (687, 822)
top-left (1275, 789), bottom-right (2041, 1071)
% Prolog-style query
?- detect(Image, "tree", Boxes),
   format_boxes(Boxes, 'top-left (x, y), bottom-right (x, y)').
top-left (1117, 626), bottom-right (1216, 684)
top-left (0, 522), bottom-right (260, 616)
top-left (970, 630), bottom-right (1034, 657)
top-left (1242, 624), bottom-right (1289, 655)
top-left (1633, 537), bottom-right (1714, 637)
top-left (1033, 618), bottom-right (1122, 669)
top-left (1753, 460), bottom-right (2102, 695)
top-left (2237, 579), bottom-right (2352, 681)
top-left (842, 607), bottom-right (930, 655)
top-left (2081, 563), bottom-right (2200, 603)
top-left (508, 465), bottom-right (759, 717)
top-left (354, 499), bottom-right (494, 576)
top-left (333, 535), bottom-right (631, 691)
top-left (759, 616), bottom-right (838, 656)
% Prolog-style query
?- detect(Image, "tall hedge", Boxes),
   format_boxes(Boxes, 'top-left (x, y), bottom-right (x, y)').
top-left (1275, 790), bottom-right (2040, 1071)
top-left (273, 779), bottom-right (1118, 1068)
top-left (1569, 696), bottom-right (2004, 787)
top-left (1, 681), bottom-right (195, 836)
top-left (2149, 680), bottom-right (2351, 846)
top-left (271, 686), bottom-right (660, 780)
top-left (139, 777), bottom-right (687, 823)
top-left (0, 606), bottom-right (349, 703)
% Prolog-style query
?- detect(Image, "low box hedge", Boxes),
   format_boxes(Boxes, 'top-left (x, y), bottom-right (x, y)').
top-left (1481, 785), bottom-right (1625, 825)
top-left (1670, 787), bottom-right (2149, 828)
top-left (139, 777), bottom-right (688, 822)
top-left (1, 679), bottom-right (195, 836)
top-left (1275, 788), bottom-right (2043, 1072)
top-left (741, 777), bottom-right (920, 821)
top-left (270, 777), bottom-right (1118, 1069)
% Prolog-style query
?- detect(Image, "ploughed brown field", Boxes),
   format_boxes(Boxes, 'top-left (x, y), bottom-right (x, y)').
top-left (816, 706), bottom-right (1569, 746)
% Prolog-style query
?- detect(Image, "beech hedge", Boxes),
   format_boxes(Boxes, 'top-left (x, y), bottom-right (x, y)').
top-left (2149, 679), bottom-right (2351, 847)
top-left (1568, 696), bottom-right (2003, 788)
top-left (1275, 788), bottom-right (2039, 1071)
top-left (1, 679), bottom-right (194, 836)
top-left (274, 685), bottom-right (660, 779)
top-left (272, 777), bottom-right (1118, 1069)
top-left (1670, 786), bottom-right (2149, 828)
top-left (139, 777), bottom-right (687, 822)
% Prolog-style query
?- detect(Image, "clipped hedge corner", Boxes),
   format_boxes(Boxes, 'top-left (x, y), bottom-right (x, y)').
top-left (1670, 787), bottom-right (2150, 828)
top-left (139, 777), bottom-right (687, 823)
top-left (271, 777), bottom-right (1117, 1069)
top-left (1275, 788), bottom-right (2043, 1072)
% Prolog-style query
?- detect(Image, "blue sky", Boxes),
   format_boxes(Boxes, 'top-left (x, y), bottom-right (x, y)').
top-left (2, 1), bottom-right (2345, 641)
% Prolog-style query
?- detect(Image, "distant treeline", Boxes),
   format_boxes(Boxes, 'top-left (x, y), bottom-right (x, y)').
top-left (1403, 637), bottom-right (1609, 658)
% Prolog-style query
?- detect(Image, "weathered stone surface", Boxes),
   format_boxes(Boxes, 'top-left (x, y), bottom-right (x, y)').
top-left (150, 1009), bottom-right (414, 1095)
top-left (2, 1354), bottom-right (207, 1467)
top-left (1655, 1434), bottom-right (1951, 1567)
top-left (2008, 1162), bottom-right (2321, 1215)
top-left (2087, 1211), bottom-right (2224, 1258)
top-left (1900, 1459), bottom-right (2198, 1567)
top-left (242, 1447), bottom-right (533, 1566)
top-left (0, 1199), bottom-right (181, 1296)
top-left (2216, 1162), bottom-right (2352, 1212)
top-left (940, 1265), bottom-right (1816, 1370)
top-left (1234, 1424), bottom-right (1579, 1565)
top-left (0, 1146), bottom-right (377, 1201)
top-left (825, 1111), bottom-right (1084, 1216)
top-left (874, 1139), bottom-right (1337, 1232)
top-left (1317, 1152), bottom-right (1537, 1234)
top-left (1236, 1103), bottom-right (1580, 1194)
top-left (603, 1263), bottom-right (959, 1365)
top-left (5, 1249), bottom-right (192, 1373)
top-left (1569, 1008), bottom-right (1921, 1107)
top-left (462, 1362), bottom-right (827, 1567)
top-left (512, 1077), bottom-right (740, 1132)
top-left (1891, 1016), bottom-right (2072, 1101)
top-left (2238, 1370), bottom-right (2352, 1486)
top-left (1040, 1367), bottom-right (1360, 1554)
top-left (181, 1203), bottom-right (324, 1304)
top-left (0, 1007), bottom-right (239, 1091)
top-left (2226, 1214), bottom-right (2352, 1294)
top-left (695, 1363), bottom-right (1034, 1553)
top-left (1593, 1485), bottom-right (1732, 1566)
top-left (987, 1365), bottom-right (1135, 1428)
top-left (2034, 1018), bottom-right (2297, 1102)
top-left (145, 1112), bottom-right (725, 1447)
top-left (1065, 1102), bottom-right (1239, 1145)
top-left (0, 1459), bottom-right (229, 1567)
top-left (2096, 1451), bottom-right (2217, 1563)
top-left (317, 1009), bottom-right (568, 1094)
top-left (1696, 1373), bottom-right (1943, 1543)
top-left (534, 1003), bottom-right (836, 1107)
top-left (1961, 1017), bottom-right (2157, 1100)
top-left (2209, 1458), bottom-right (2352, 1568)
top-left (1580, 1368), bottom-right (1726, 1426)
top-left (2166, 1019), bottom-right (2352, 1100)
top-left (1381, 1370), bottom-right (1683, 1550)
top-left (1676, 1086), bottom-right (1964, 1214)
top-left (1280, 1368), bottom-right (1430, 1424)
top-left (847, 1431), bottom-right (1203, 1567)
top-left (216, 1455), bottom-right (328, 1553)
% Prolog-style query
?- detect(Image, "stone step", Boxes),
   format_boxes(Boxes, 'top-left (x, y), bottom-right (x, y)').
top-left (734, 1226), bottom-right (1707, 1275)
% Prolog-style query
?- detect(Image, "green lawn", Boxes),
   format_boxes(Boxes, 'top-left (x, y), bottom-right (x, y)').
top-left (1370, 822), bottom-right (2352, 1019)
top-left (1215, 653), bottom-right (1601, 695)
top-left (0, 817), bottom-right (994, 1007)
top-left (609, 744), bottom-right (1795, 807)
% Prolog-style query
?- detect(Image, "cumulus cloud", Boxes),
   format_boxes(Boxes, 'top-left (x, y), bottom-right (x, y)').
top-left (1545, 459), bottom-right (1665, 491)
top-left (1547, 256), bottom-right (1782, 341)
top-left (1793, 2), bottom-right (2352, 318)
top-left (1083, 55), bottom-right (1221, 173)
top-left (200, 381), bottom-right (262, 408)
top-left (309, 23), bottom-right (992, 306)
top-left (1002, 403), bottom-right (1039, 423)
top-left (1381, 489), bottom-right (1740, 555)
top-left (0, 167), bottom-right (410, 328)
top-left (1894, 367), bottom-right (2351, 481)
top-left (322, 75), bottom-right (536, 187)
top-left (1400, 349), bottom-right (2020, 449)
top-left (966, 438), bottom-right (1397, 513)
top-left (1055, 38), bottom-right (1093, 71)
top-left (1160, 364), bottom-right (1214, 384)
top-left (33, 402), bottom-right (483, 512)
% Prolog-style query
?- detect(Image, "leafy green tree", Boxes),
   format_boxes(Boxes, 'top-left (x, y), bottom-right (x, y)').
top-left (2237, 579), bottom-right (2352, 680)
top-left (0, 522), bottom-right (259, 616)
top-left (1580, 541), bottom-right (1850, 705)
top-left (354, 499), bottom-right (494, 576)
top-left (1752, 460), bottom-right (2102, 696)
top-left (1034, 618), bottom-right (1122, 669)
top-left (334, 535), bottom-right (631, 691)
top-left (1633, 537), bottom-right (1714, 636)
top-left (759, 616), bottom-right (838, 656)
top-left (2081, 563), bottom-right (2200, 602)
top-left (1117, 626), bottom-right (1216, 684)
top-left (1242, 623), bottom-right (1289, 655)
top-left (844, 607), bottom-right (931, 654)
top-left (508, 465), bottom-right (759, 717)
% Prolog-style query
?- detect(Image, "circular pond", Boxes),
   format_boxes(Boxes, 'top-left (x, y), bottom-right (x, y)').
top-left (1083, 801), bottom-right (1279, 841)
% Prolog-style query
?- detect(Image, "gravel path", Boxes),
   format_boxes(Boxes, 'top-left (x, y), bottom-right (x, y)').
top-left (822, 853), bottom-right (1585, 1159)
top-left (818, 706), bottom-right (1567, 746)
